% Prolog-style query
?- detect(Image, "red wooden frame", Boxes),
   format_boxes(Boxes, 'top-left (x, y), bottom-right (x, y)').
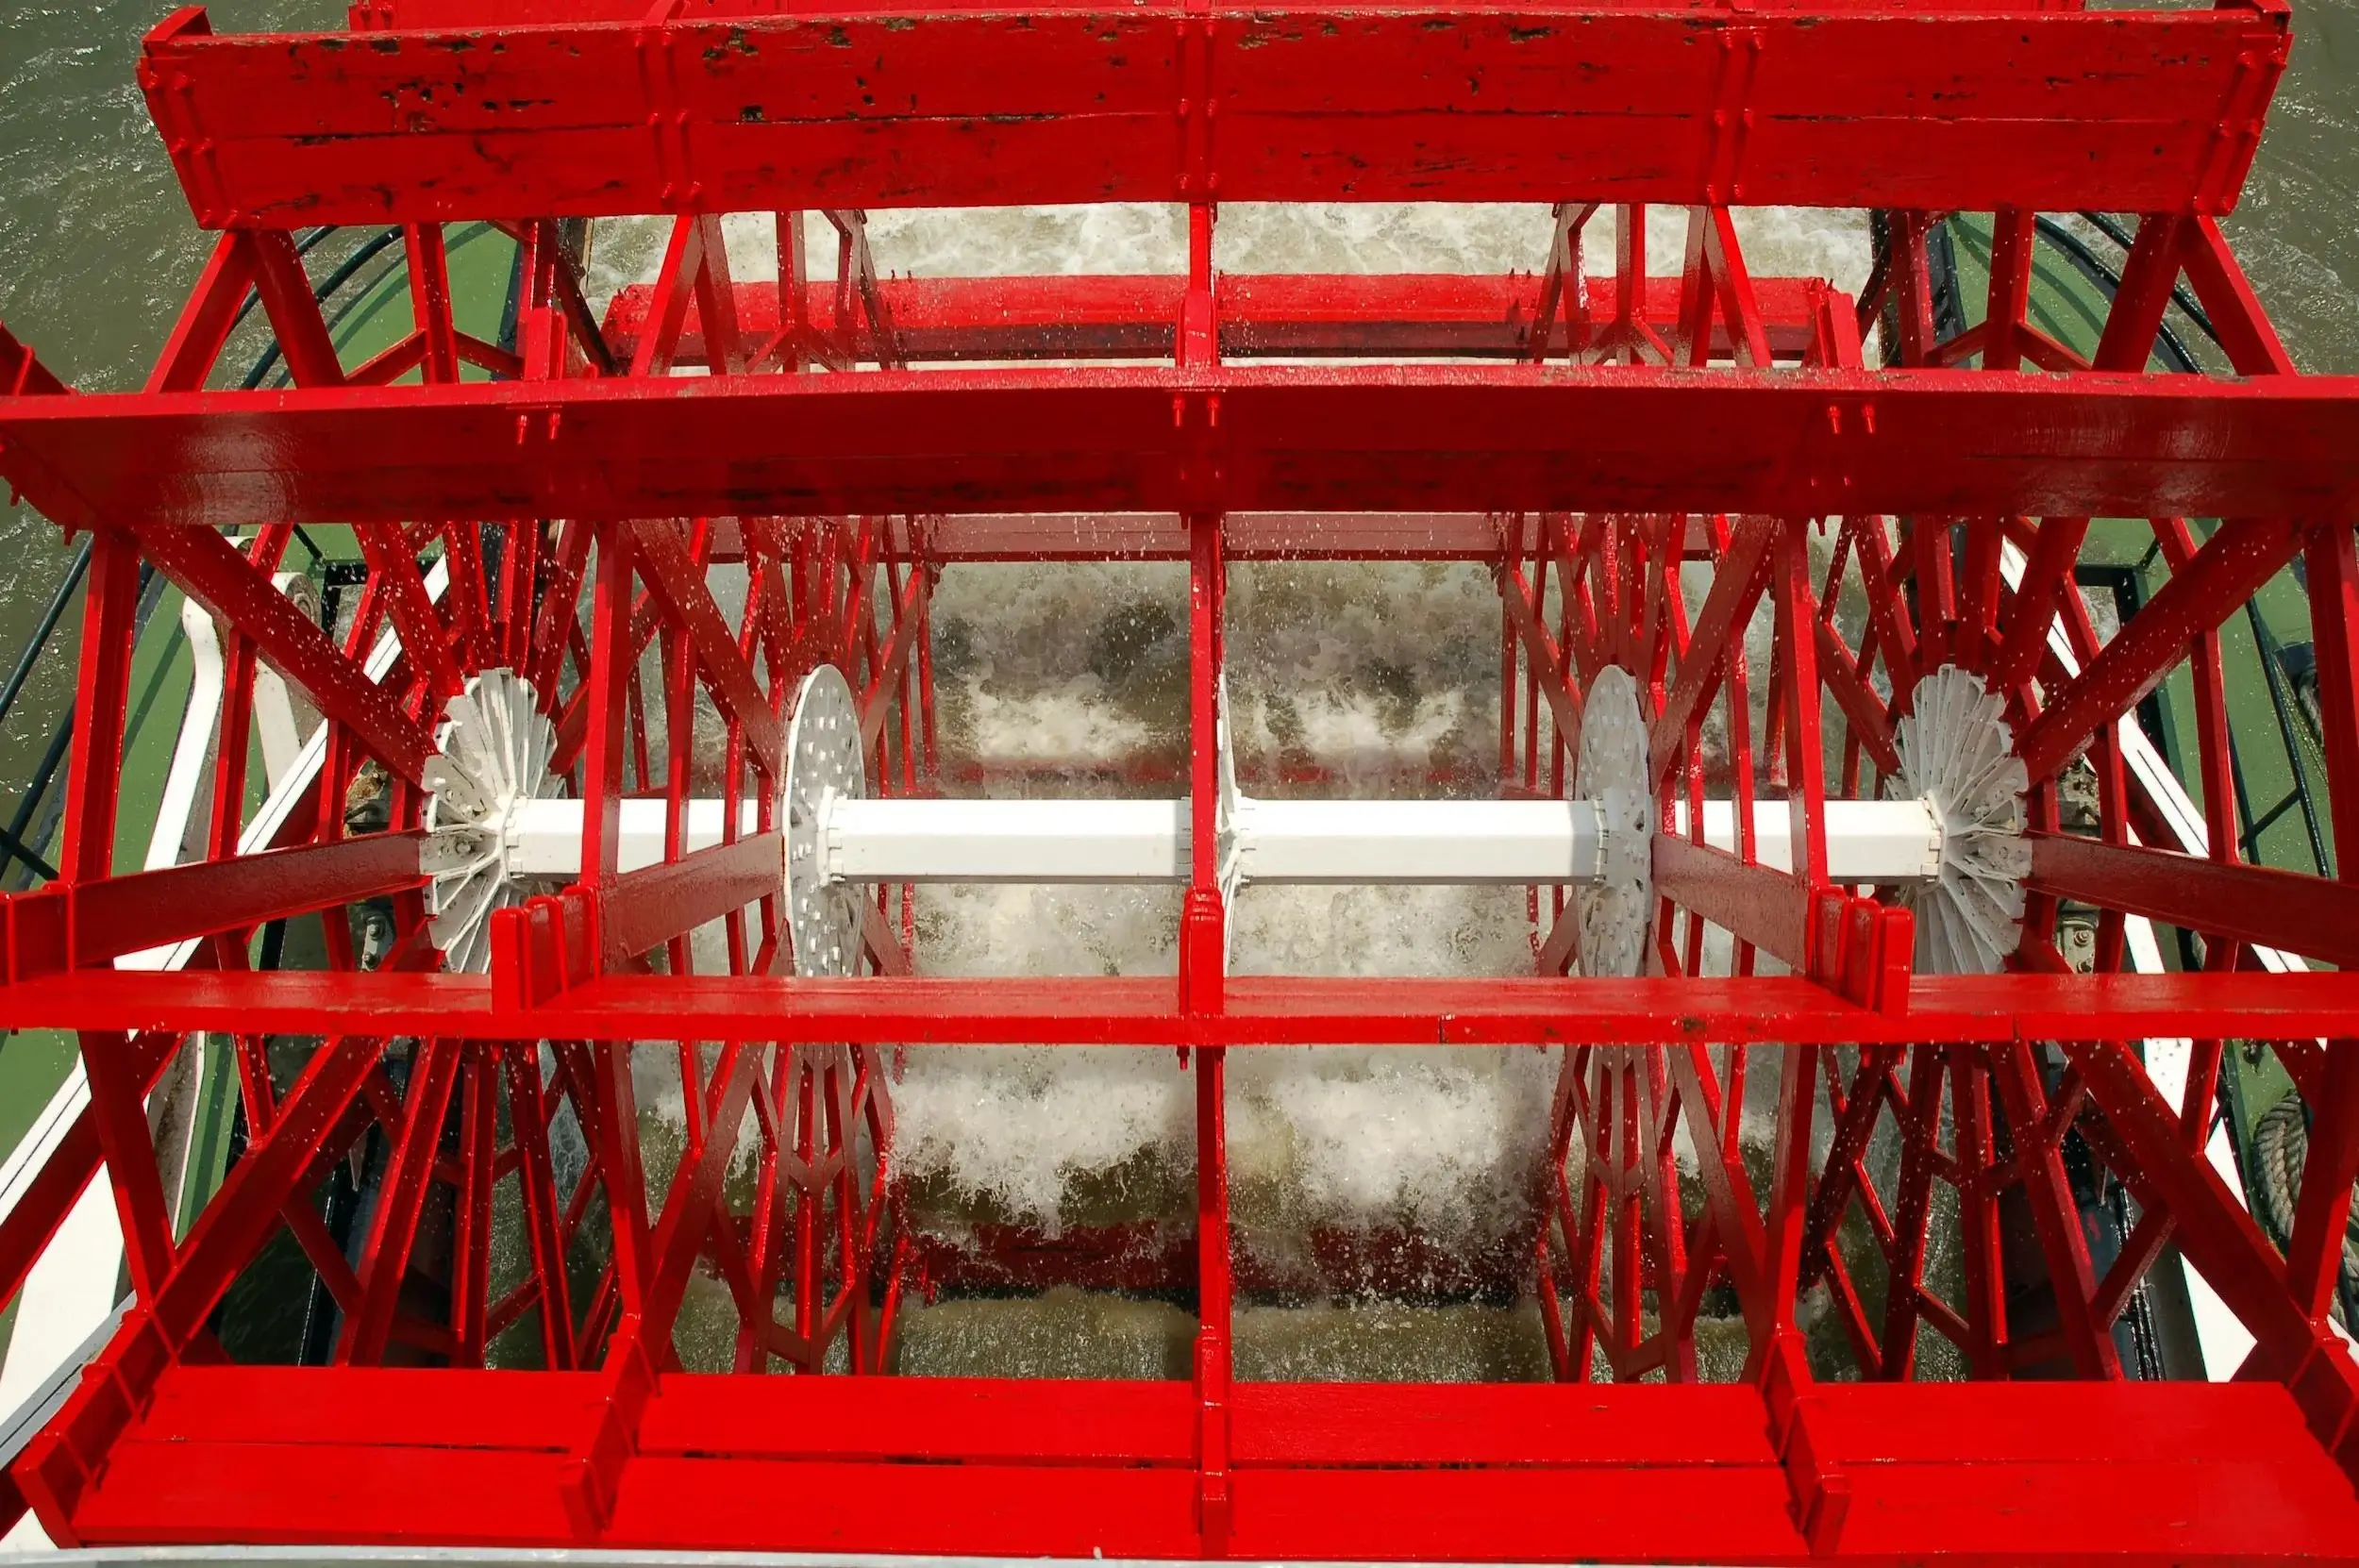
top-left (0, 0), bottom-right (2356, 1560)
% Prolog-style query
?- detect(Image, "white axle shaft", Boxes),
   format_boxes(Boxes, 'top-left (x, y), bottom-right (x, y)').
top-left (423, 662), bottom-right (2021, 979)
top-left (502, 794), bottom-right (1943, 886)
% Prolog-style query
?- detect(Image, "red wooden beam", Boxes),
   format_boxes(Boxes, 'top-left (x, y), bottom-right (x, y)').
top-left (860, 569), bottom-right (931, 752)
top-left (1813, 618), bottom-right (1902, 776)
top-left (1987, 1043), bottom-right (2120, 1379)
top-left (16, 1035), bottom-right (391, 1538)
top-left (354, 529), bottom-right (465, 703)
top-left (2283, 1050), bottom-right (2359, 1321)
top-left (10, 368), bottom-right (2359, 531)
top-left (1652, 832), bottom-right (1814, 973)
top-left (2180, 215), bottom-right (2300, 377)
top-left (0, 1029), bottom-right (181, 1319)
top-left (2286, 524), bottom-right (2359, 1322)
top-left (2015, 518), bottom-right (2309, 783)
top-left (2061, 1043), bottom-right (2321, 1374)
top-left (57, 531), bottom-right (142, 886)
top-left (0, 1112), bottom-right (106, 1309)
top-left (627, 519), bottom-right (784, 777)
top-left (600, 832), bottom-right (785, 967)
top-left (2026, 830), bottom-right (2359, 971)
top-left (3, 832), bottom-right (427, 980)
top-left (1650, 516), bottom-right (1778, 785)
top-left (11, 966), bottom-right (2359, 1046)
top-left (637, 1045), bottom-right (761, 1348)
top-left (862, 513), bottom-right (1511, 563)
top-left (142, 2), bottom-right (2285, 224)
top-left (1, 322), bottom-right (71, 399)
top-left (336, 1037), bottom-right (463, 1364)
top-left (130, 523), bottom-right (440, 784)
top-left (46, 1366), bottom-right (2359, 1560)
top-left (241, 230), bottom-right (346, 389)
top-left (604, 274), bottom-right (1829, 367)
top-left (360, 0), bottom-right (2227, 17)
top-left (1497, 557), bottom-right (1583, 747)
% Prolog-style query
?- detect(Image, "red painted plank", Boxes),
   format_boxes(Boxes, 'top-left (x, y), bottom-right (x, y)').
top-left (1811, 1381), bottom-right (2343, 1468)
top-left (1836, 1460), bottom-right (2359, 1563)
top-left (135, 522), bottom-right (442, 784)
top-left (2029, 829), bottom-right (2359, 969)
top-left (143, 4), bottom-right (2284, 222)
top-left (372, 0), bottom-right (2200, 22)
top-left (73, 1441), bottom-right (581, 1545)
top-left (602, 273), bottom-right (1827, 366)
top-left (121, 1370), bottom-right (2354, 1475)
top-left (721, 510), bottom-right (1513, 564)
top-left (638, 1375), bottom-right (1196, 1462)
top-left (4, 831), bottom-right (425, 979)
top-left (1226, 1465), bottom-right (1807, 1561)
top-left (2017, 518), bottom-right (2312, 783)
top-left (908, 512), bottom-right (1512, 563)
top-left (69, 1438), bottom-right (2359, 1562)
top-left (8, 367), bottom-right (2359, 531)
top-left (1211, 10), bottom-right (2281, 213)
top-left (605, 1458), bottom-right (1202, 1556)
top-left (68, 1373), bottom-right (2359, 1561)
top-left (135, 1365), bottom-right (606, 1451)
top-left (600, 832), bottom-right (786, 963)
top-left (0, 324), bottom-right (69, 399)
top-left (11, 965), bottom-right (2359, 1044)
top-left (1231, 1380), bottom-right (1780, 1466)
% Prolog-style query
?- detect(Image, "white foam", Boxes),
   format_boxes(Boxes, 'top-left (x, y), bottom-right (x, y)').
top-left (586, 202), bottom-right (1871, 312)
top-left (580, 195), bottom-right (1881, 1267)
top-left (885, 555), bottom-right (1560, 1252)
top-left (962, 685), bottom-right (1154, 768)
top-left (891, 1041), bottom-right (1193, 1231)
top-left (893, 880), bottom-right (1189, 1230)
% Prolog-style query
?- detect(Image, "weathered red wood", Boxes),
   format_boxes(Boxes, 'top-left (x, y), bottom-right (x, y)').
top-left (11, 369), bottom-right (2359, 532)
top-left (600, 832), bottom-right (784, 966)
top-left (142, 3), bottom-right (2285, 223)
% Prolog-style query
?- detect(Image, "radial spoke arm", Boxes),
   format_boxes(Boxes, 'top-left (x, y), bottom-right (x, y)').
top-left (4, 832), bottom-right (428, 980)
top-left (133, 523), bottom-right (440, 785)
top-left (599, 831), bottom-right (785, 968)
top-left (627, 519), bottom-right (784, 778)
top-left (1651, 833), bottom-right (1814, 973)
top-left (1650, 517), bottom-right (1778, 789)
top-left (2025, 830), bottom-right (2359, 972)
top-left (2015, 519), bottom-right (2310, 782)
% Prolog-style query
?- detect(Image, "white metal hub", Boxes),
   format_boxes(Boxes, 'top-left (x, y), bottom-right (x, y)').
top-left (1893, 664), bottom-right (2031, 976)
top-left (420, 668), bottom-right (563, 974)
top-left (422, 663), bottom-right (1992, 976)
top-left (1571, 664), bottom-right (1653, 979)
top-left (783, 663), bottom-right (867, 977)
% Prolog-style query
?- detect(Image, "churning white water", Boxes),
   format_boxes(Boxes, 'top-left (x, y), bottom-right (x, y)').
top-left (577, 201), bottom-right (1874, 1378)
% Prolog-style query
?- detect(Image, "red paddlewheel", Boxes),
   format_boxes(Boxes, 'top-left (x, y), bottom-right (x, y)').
top-left (0, 0), bottom-right (2356, 1561)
